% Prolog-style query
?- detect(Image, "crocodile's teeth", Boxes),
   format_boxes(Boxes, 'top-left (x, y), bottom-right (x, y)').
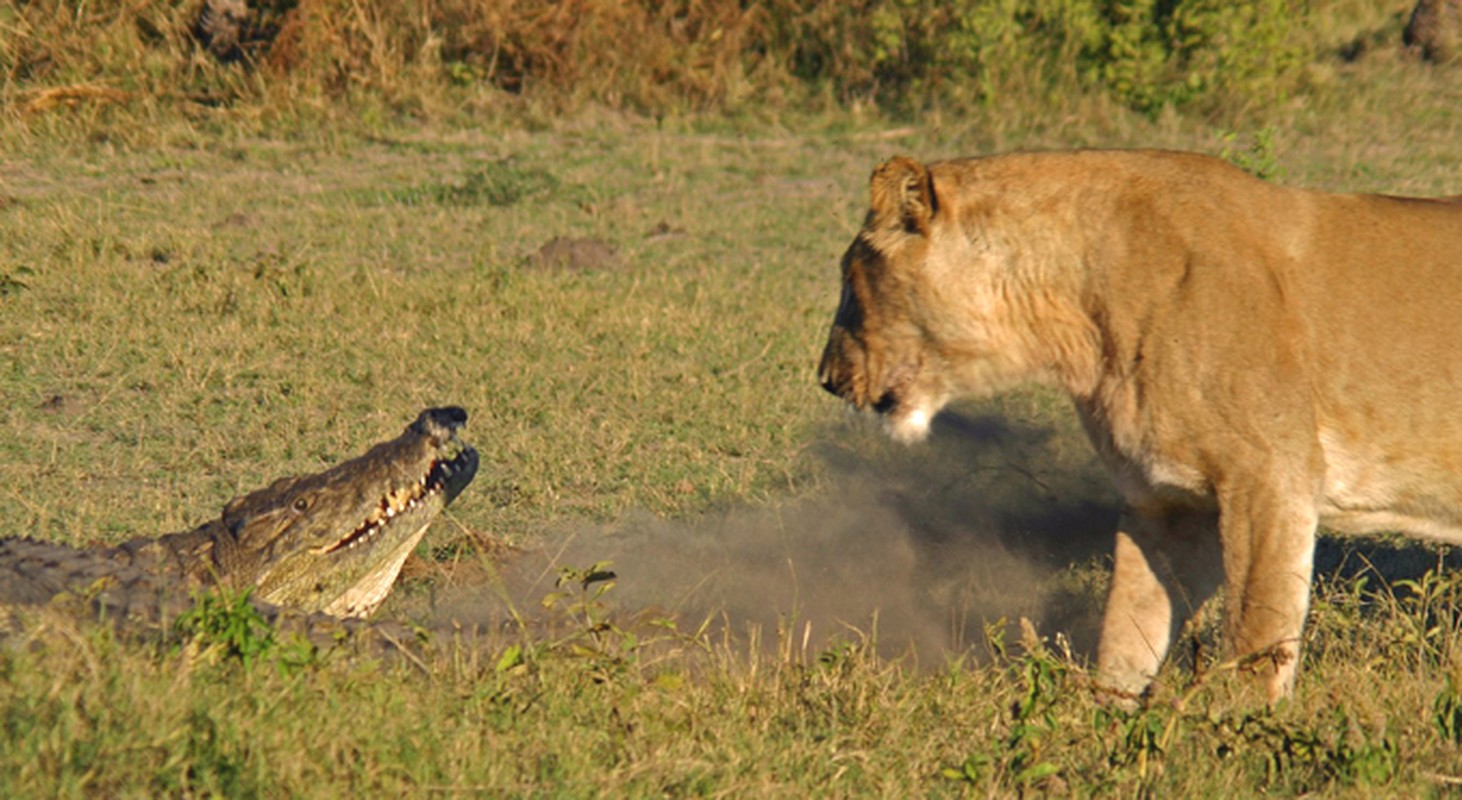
top-left (322, 454), bottom-right (462, 555)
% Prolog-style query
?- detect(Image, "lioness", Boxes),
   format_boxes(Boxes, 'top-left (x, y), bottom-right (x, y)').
top-left (818, 150), bottom-right (1462, 702)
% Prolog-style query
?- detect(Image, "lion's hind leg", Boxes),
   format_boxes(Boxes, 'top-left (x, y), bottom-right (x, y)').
top-left (1095, 509), bottom-right (1224, 705)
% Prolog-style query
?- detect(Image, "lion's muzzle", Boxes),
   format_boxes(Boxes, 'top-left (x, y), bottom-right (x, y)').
top-left (817, 328), bottom-right (864, 408)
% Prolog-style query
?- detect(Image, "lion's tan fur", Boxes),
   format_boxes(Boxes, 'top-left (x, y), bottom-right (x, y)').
top-left (818, 150), bottom-right (1462, 702)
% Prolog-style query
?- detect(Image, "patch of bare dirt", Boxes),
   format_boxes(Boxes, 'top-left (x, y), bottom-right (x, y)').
top-left (528, 236), bottom-right (621, 272)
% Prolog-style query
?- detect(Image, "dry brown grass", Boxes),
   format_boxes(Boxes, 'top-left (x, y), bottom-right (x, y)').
top-left (2, 0), bottom-right (773, 117)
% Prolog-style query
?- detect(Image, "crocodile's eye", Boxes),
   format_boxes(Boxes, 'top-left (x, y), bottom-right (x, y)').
top-left (292, 497), bottom-right (310, 512)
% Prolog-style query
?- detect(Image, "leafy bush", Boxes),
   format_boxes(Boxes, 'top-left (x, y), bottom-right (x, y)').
top-left (1084, 0), bottom-right (1307, 114)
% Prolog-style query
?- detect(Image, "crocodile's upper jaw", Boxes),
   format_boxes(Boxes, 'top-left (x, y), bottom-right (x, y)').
top-left (209, 407), bottom-right (479, 618)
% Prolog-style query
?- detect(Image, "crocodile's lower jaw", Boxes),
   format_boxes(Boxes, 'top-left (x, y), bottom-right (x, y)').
top-left (322, 519), bottom-right (431, 618)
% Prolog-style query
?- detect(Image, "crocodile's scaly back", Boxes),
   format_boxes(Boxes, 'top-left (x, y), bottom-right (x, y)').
top-left (2, 407), bottom-right (478, 627)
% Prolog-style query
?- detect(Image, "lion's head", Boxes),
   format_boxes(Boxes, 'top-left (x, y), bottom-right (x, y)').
top-left (817, 157), bottom-right (951, 443)
top-left (817, 155), bottom-right (1099, 443)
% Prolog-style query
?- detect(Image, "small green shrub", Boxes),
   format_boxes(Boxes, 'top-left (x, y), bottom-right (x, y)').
top-left (943, 626), bottom-right (1068, 790)
top-left (174, 589), bottom-right (315, 673)
top-left (747, 0), bottom-right (1311, 114)
top-left (174, 589), bottom-right (278, 668)
top-left (1084, 0), bottom-right (1307, 114)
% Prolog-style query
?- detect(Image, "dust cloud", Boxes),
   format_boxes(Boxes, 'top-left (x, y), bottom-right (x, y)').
top-left (434, 407), bottom-right (1124, 664)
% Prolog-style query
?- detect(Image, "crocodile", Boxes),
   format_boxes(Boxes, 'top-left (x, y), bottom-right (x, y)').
top-left (1, 406), bottom-right (478, 633)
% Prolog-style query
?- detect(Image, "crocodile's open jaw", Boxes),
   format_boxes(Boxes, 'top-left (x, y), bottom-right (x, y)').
top-left (321, 450), bottom-right (474, 556)
top-left (222, 407), bottom-right (480, 618)
top-left (314, 443), bottom-right (478, 618)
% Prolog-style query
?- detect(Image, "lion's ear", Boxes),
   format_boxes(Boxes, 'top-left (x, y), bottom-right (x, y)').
top-left (868, 156), bottom-right (936, 236)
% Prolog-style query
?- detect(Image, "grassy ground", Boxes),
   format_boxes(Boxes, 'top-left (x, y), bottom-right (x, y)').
top-left (3, 28), bottom-right (1462, 797)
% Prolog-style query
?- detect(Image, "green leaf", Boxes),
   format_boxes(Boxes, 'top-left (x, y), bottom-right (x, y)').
top-left (495, 644), bottom-right (524, 674)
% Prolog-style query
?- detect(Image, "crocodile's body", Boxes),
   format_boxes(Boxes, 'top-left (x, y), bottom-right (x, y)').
top-left (2, 407), bottom-right (478, 632)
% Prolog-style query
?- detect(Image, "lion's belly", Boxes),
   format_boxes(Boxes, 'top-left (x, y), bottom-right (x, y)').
top-left (1317, 430), bottom-right (1462, 544)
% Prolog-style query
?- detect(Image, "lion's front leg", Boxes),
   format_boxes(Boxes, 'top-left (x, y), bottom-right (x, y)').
top-left (1217, 486), bottom-right (1318, 703)
top-left (1096, 509), bottom-right (1223, 704)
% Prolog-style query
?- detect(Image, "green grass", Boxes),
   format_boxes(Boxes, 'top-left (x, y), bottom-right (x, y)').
top-left (3, 24), bottom-right (1462, 796)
